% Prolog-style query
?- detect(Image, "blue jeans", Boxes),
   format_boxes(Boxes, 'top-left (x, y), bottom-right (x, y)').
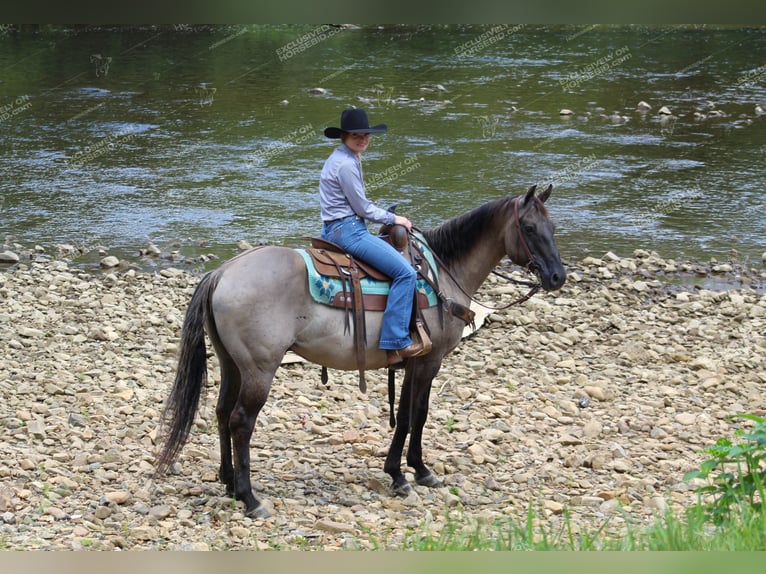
top-left (322, 215), bottom-right (416, 350)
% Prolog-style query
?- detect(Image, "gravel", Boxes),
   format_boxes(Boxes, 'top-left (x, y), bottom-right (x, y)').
top-left (1, 248), bottom-right (765, 550)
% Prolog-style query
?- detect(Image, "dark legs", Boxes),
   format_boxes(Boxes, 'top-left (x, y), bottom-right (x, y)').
top-left (216, 358), bottom-right (240, 496)
top-left (216, 360), bottom-right (275, 518)
top-left (218, 353), bottom-right (442, 510)
top-left (383, 360), bottom-right (443, 494)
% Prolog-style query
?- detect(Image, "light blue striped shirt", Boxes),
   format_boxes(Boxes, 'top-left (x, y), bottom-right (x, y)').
top-left (319, 144), bottom-right (395, 225)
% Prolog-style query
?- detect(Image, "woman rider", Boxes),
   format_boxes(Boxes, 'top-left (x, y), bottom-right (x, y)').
top-left (319, 108), bottom-right (425, 366)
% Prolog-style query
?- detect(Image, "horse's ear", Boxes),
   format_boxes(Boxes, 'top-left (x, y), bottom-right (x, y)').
top-left (539, 184), bottom-right (553, 203)
top-left (523, 185), bottom-right (537, 205)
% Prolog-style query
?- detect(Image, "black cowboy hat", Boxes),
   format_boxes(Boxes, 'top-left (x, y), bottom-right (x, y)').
top-left (324, 108), bottom-right (388, 139)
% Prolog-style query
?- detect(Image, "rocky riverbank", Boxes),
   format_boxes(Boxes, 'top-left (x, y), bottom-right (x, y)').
top-left (1, 249), bottom-right (766, 550)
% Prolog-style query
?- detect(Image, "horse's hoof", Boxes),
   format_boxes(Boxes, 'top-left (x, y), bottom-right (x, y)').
top-left (391, 480), bottom-right (412, 497)
top-left (415, 472), bottom-right (443, 488)
top-left (245, 504), bottom-right (271, 519)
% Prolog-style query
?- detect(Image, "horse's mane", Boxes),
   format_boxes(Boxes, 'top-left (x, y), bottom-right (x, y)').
top-left (422, 196), bottom-right (512, 266)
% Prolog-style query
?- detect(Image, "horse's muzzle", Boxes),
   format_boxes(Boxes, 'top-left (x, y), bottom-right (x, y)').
top-left (538, 260), bottom-right (567, 291)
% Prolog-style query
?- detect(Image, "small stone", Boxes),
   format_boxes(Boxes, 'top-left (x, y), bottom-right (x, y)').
top-left (441, 491), bottom-right (461, 507)
top-left (18, 326), bottom-right (44, 338)
top-left (316, 518), bottom-right (357, 534)
top-left (100, 256), bottom-right (120, 268)
top-left (160, 267), bottom-right (183, 278)
top-left (658, 106), bottom-right (672, 115)
top-left (149, 505), bottom-right (172, 519)
top-left (103, 491), bottom-right (130, 505)
top-left (230, 526), bottom-right (251, 538)
top-left (559, 434), bottom-right (582, 446)
top-left (559, 109), bottom-right (574, 116)
top-left (342, 429), bottom-right (361, 443)
top-left (636, 101), bottom-right (652, 111)
top-left (610, 460), bottom-right (631, 473)
top-left (675, 413), bottom-right (696, 426)
top-left (27, 418), bottom-right (46, 439)
top-left (582, 420), bottom-right (603, 438)
top-left (129, 526), bottom-right (157, 541)
top-left (68, 413), bottom-right (88, 428)
top-left (467, 443), bottom-right (486, 464)
top-left (366, 478), bottom-right (391, 495)
top-left (578, 496), bottom-right (604, 507)
top-left (173, 542), bottom-right (211, 551)
top-left (600, 499), bottom-right (620, 513)
top-left (556, 358), bottom-right (577, 369)
top-left (480, 428), bottom-right (504, 442)
top-left (45, 507), bottom-right (67, 520)
top-left (583, 386), bottom-right (608, 401)
top-left (543, 500), bottom-right (565, 514)
top-left (144, 244), bottom-right (162, 256)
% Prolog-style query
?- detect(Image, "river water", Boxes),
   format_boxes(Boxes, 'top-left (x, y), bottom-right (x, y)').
top-left (2, 25), bottom-right (766, 267)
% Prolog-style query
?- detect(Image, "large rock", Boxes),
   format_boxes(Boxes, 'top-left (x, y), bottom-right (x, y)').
top-left (100, 256), bottom-right (120, 268)
top-left (0, 250), bottom-right (19, 263)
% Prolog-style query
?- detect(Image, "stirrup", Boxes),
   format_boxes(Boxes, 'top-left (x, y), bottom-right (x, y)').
top-left (413, 320), bottom-right (432, 355)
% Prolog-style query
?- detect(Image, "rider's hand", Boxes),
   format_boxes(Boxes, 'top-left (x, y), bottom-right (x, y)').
top-left (394, 215), bottom-right (412, 232)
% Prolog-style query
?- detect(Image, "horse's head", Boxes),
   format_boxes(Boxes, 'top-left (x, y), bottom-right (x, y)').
top-left (505, 184), bottom-right (566, 291)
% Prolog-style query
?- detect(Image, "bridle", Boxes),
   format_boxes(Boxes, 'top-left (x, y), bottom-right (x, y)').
top-left (512, 195), bottom-right (536, 272)
top-left (486, 196), bottom-right (541, 309)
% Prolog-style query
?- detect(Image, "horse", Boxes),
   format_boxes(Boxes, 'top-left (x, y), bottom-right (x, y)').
top-left (157, 184), bottom-right (567, 518)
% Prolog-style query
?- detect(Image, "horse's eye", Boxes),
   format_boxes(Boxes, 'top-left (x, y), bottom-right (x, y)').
top-left (524, 225), bottom-right (536, 235)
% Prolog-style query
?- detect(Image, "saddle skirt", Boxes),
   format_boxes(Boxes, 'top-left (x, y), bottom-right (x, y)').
top-left (296, 231), bottom-right (439, 311)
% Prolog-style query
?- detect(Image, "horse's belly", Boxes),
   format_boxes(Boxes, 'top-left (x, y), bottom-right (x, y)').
top-left (291, 312), bottom-right (389, 371)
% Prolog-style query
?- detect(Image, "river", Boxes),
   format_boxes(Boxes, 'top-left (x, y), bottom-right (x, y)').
top-left (2, 24), bottom-right (766, 268)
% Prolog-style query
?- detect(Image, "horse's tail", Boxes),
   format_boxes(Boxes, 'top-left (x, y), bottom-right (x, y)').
top-left (156, 269), bottom-right (222, 475)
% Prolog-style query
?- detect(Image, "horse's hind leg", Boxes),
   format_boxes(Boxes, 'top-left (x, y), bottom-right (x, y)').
top-left (215, 356), bottom-right (240, 496)
top-left (229, 365), bottom-right (276, 518)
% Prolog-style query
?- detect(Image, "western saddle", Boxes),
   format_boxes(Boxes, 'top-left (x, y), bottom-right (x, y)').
top-left (303, 224), bottom-right (474, 395)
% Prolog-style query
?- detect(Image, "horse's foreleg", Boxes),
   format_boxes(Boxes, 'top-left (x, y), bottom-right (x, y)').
top-left (406, 379), bottom-right (443, 488)
top-left (229, 374), bottom-right (272, 518)
top-left (215, 358), bottom-right (240, 496)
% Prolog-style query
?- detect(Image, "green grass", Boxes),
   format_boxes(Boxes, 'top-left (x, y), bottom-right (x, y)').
top-left (397, 500), bottom-right (766, 551)
top-left (399, 414), bottom-right (766, 551)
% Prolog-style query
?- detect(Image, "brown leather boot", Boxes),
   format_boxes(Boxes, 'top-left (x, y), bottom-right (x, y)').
top-left (386, 341), bottom-right (425, 366)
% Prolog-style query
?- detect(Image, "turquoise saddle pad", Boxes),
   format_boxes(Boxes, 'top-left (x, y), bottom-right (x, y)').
top-left (296, 233), bottom-right (439, 309)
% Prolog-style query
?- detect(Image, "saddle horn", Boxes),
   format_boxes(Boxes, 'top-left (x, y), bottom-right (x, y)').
top-left (379, 203), bottom-right (408, 251)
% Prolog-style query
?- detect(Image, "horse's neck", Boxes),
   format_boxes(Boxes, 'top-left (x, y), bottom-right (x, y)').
top-left (446, 237), bottom-right (506, 297)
